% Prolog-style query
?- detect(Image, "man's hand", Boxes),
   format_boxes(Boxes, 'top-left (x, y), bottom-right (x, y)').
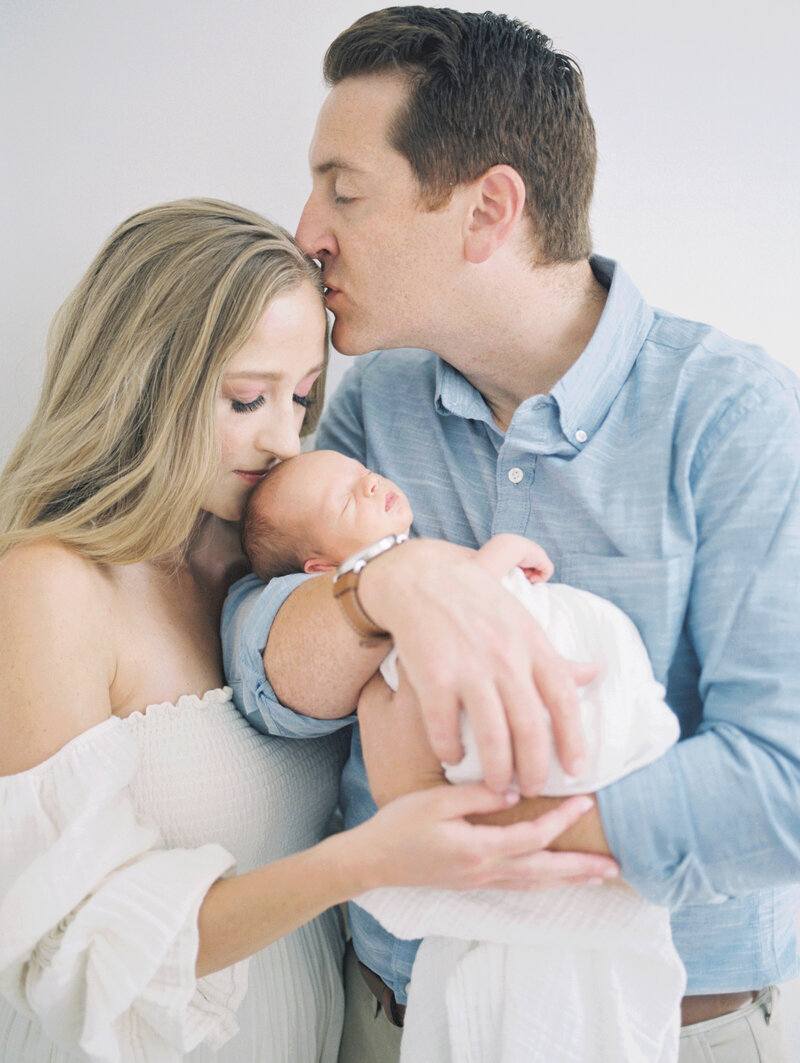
top-left (358, 536), bottom-right (594, 796)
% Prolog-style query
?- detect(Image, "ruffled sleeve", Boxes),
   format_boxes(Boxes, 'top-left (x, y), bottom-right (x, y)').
top-left (0, 717), bottom-right (247, 1063)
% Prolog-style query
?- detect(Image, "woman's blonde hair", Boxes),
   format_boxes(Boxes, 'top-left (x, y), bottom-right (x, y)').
top-left (0, 198), bottom-right (326, 564)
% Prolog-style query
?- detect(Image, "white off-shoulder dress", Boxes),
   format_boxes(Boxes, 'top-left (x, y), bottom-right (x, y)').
top-left (0, 688), bottom-right (346, 1063)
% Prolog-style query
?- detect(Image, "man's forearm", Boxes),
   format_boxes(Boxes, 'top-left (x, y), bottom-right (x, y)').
top-left (264, 572), bottom-right (389, 717)
top-left (469, 794), bottom-right (613, 857)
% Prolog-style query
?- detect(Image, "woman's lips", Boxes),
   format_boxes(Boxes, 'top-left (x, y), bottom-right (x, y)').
top-left (235, 470), bottom-right (268, 486)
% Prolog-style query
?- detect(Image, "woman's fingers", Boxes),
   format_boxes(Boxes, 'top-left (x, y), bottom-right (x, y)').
top-left (489, 845), bottom-right (619, 886)
top-left (426, 781), bottom-right (522, 819)
top-left (489, 794), bottom-right (596, 849)
top-left (368, 785), bottom-right (619, 892)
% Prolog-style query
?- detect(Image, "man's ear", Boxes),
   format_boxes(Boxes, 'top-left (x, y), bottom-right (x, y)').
top-left (304, 556), bottom-right (338, 574)
top-left (463, 165), bottom-right (527, 265)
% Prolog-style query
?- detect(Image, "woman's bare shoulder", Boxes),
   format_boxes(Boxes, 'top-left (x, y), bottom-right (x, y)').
top-left (0, 539), bottom-right (115, 774)
top-left (0, 536), bottom-right (111, 591)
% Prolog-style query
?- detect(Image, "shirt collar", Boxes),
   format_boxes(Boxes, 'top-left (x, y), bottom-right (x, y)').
top-left (434, 257), bottom-right (654, 447)
top-left (434, 357), bottom-right (498, 430)
top-left (550, 256), bottom-right (653, 447)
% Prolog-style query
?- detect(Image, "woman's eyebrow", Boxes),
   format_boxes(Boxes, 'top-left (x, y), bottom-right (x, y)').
top-left (224, 362), bottom-right (326, 382)
top-left (224, 370), bottom-right (283, 381)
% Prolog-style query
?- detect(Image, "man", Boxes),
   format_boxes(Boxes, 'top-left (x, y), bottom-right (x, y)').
top-left (223, 8), bottom-right (800, 1061)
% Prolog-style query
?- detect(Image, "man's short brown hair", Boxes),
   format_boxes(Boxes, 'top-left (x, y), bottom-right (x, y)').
top-left (324, 6), bottom-right (596, 263)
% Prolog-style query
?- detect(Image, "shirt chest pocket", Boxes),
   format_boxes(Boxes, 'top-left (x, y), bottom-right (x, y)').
top-left (557, 553), bottom-right (692, 684)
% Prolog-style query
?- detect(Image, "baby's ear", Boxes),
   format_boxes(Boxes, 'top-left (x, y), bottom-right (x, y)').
top-left (304, 557), bottom-right (338, 574)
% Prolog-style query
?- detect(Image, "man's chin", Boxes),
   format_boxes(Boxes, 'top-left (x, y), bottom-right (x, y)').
top-left (330, 321), bottom-right (379, 357)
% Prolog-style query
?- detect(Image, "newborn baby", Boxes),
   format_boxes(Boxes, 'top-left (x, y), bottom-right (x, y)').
top-left (242, 448), bottom-right (413, 582)
top-left (242, 450), bottom-right (685, 1063)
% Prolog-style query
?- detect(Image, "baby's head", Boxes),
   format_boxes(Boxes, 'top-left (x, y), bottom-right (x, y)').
top-left (243, 449), bottom-right (413, 582)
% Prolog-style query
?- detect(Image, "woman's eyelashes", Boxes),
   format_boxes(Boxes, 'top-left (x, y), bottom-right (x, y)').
top-left (229, 392), bottom-right (315, 414)
top-left (231, 394), bottom-right (266, 414)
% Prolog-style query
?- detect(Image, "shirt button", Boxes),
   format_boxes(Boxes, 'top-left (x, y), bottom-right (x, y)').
top-left (508, 467), bottom-right (524, 483)
top-left (575, 429), bottom-right (588, 443)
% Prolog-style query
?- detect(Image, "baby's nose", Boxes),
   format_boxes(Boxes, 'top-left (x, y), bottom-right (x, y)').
top-left (362, 474), bottom-right (380, 496)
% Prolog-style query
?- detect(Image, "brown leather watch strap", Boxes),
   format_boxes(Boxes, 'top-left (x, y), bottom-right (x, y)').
top-left (332, 569), bottom-right (391, 641)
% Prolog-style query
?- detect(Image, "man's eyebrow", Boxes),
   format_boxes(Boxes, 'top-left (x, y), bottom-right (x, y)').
top-left (312, 159), bottom-right (367, 176)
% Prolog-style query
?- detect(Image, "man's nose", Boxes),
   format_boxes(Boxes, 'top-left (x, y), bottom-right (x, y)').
top-left (295, 196), bottom-right (336, 260)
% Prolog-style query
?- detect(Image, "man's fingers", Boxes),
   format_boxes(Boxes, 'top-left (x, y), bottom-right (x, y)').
top-left (528, 644), bottom-right (586, 788)
top-left (461, 682), bottom-right (514, 793)
top-left (419, 690), bottom-right (464, 766)
top-left (498, 670), bottom-right (550, 795)
top-left (569, 660), bottom-right (598, 687)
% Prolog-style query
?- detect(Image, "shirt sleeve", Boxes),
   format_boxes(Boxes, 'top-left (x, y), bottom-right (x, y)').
top-left (0, 719), bottom-right (247, 1063)
top-left (221, 572), bottom-right (356, 738)
top-left (597, 384), bottom-right (800, 908)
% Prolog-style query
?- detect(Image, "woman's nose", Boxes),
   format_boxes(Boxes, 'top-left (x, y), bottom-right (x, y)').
top-left (255, 414), bottom-right (301, 462)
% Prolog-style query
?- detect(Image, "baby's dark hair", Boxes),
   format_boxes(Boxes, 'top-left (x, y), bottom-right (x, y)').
top-left (242, 458), bottom-right (308, 582)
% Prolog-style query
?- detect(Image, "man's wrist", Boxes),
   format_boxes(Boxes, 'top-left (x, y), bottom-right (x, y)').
top-left (333, 533), bottom-right (408, 641)
top-left (347, 533), bottom-right (421, 630)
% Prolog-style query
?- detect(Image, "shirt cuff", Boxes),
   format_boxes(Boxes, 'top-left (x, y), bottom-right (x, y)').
top-left (596, 738), bottom-right (731, 909)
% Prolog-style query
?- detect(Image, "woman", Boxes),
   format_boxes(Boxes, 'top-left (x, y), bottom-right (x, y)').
top-left (0, 199), bottom-right (567, 1063)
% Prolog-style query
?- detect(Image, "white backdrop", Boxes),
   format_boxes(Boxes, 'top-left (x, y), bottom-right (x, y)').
top-left (1, 0), bottom-right (798, 1052)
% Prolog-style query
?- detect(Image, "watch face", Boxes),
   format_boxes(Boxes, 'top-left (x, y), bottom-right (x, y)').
top-left (336, 533), bottom-right (408, 578)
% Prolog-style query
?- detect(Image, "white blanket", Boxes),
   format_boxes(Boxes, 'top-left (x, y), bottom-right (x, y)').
top-left (361, 569), bottom-right (686, 1063)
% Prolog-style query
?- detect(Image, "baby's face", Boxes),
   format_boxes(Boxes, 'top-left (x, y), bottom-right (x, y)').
top-left (273, 450), bottom-right (413, 566)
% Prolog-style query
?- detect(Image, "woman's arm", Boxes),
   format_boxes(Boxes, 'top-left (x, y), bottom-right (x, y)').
top-left (0, 539), bottom-right (116, 774)
top-left (0, 541), bottom-right (613, 997)
top-left (196, 776), bottom-right (618, 975)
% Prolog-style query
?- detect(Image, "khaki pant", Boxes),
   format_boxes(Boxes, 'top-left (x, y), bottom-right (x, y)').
top-left (338, 941), bottom-right (789, 1063)
top-left (338, 941), bottom-right (403, 1063)
top-left (679, 986), bottom-right (789, 1063)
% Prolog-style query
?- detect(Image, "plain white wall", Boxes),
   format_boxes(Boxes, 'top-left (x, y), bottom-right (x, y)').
top-left (1, 0), bottom-right (798, 1051)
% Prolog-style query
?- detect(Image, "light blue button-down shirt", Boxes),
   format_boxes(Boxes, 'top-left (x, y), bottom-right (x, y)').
top-left (222, 256), bottom-right (800, 1002)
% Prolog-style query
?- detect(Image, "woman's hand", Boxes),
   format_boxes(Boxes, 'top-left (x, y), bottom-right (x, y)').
top-left (351, 785), bottom-right (619, 893)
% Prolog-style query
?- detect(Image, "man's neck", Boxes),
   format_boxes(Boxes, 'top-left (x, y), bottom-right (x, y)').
top-left (443, 258), bottom-right (608, 432)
